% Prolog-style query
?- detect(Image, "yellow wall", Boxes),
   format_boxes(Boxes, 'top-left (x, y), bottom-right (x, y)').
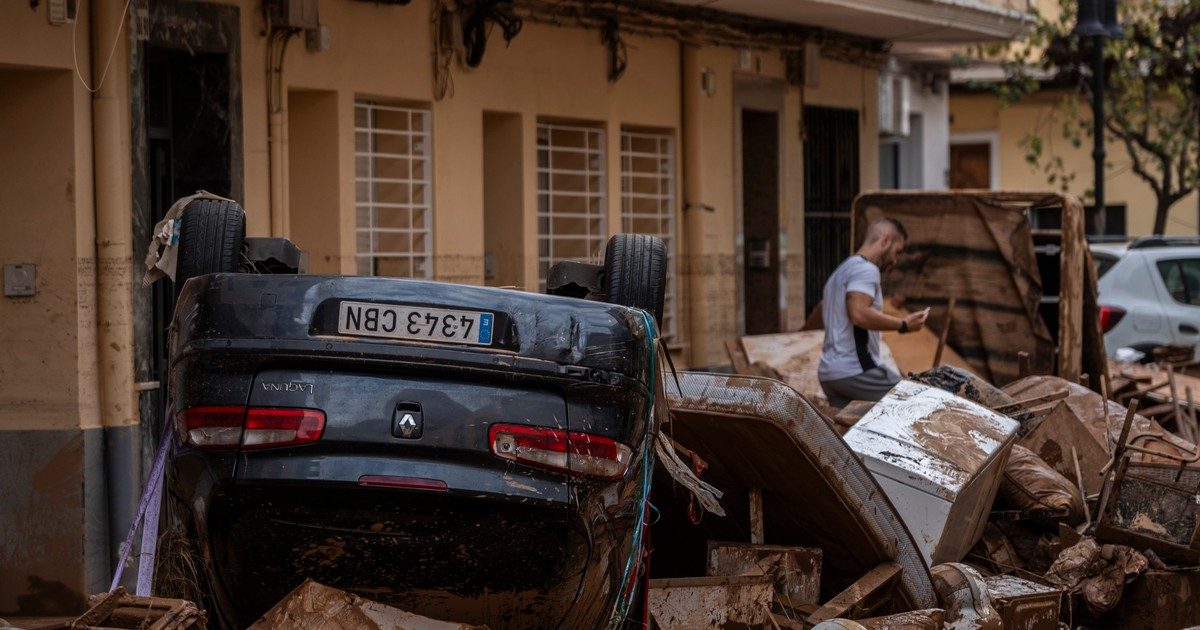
top-left (214, 0), bottom-right (882, 366)
top-left (0, 0), bottom-right (98, 432)
top-left (951, 91), bottom-right (1200, 235)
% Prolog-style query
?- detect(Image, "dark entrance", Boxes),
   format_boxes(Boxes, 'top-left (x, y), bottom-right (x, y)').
top-left (132, 3), bottom-right (242, 448)
top-left (141, 48), bottom-right (233, 432)
top-left (804, 106), bottom-right (860, 313)
top-left (741, 109), bottom-right (781, 335)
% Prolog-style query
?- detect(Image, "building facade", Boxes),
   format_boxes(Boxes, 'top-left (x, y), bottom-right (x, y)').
top-left (0, 0), bottom-right (1029, 613)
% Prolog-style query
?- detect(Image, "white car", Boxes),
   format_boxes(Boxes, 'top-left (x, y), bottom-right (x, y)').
top-left (1092, 237), bottom-right (1200, 358)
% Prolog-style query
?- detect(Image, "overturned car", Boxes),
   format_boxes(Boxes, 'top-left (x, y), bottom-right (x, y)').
top-left (155, 198), bottom-right (665, 628)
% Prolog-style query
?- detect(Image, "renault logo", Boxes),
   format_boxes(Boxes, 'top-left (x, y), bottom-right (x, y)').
top-left (392, 403), bottom-right (423, 439)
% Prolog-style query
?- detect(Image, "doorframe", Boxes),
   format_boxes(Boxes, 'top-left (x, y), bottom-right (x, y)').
top-left (949, 131), bottom-right (1000, 190)
top-left (733, 75), bottom-right (787, 336)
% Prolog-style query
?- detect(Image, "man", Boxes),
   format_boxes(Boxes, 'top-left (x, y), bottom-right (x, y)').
top-left (818, 217), bottom-right (927, 408)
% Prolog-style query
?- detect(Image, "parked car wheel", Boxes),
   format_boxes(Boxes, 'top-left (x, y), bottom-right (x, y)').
top-left (604, 234), bottom-right (667, 327)
top-left (176, 198), bottom-right (245, 291)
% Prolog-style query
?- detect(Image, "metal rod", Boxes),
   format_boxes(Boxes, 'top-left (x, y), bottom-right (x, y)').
top-left (1073, 446), bottom-right (1091, 527)
top-left (1092, 33), bottom-right (1107, 234)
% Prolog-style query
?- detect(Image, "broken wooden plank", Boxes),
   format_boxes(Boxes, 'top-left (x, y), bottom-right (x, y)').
top-left (933, 297), bottom-right (956, 368)
top-left (1057, 195), bottom-right (1084, 383)
top-left (991, 389), bottom-right (1069, 414)
top-left (833, 400), bottom-right (876, 430)
top-left (1118, 379), bottom-right (1169, 403)
top-left (726, 339), bottom-right (751, 375)
top-left (807, 562), bottom-right (901, 624)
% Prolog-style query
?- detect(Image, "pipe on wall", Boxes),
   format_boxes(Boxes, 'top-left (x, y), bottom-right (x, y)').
top-left (269, 107), bottom-right (289, 236)
top-left (91, 0), bottom-right (141, 581)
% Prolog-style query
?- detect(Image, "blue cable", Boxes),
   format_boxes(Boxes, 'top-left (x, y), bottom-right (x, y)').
top-left (607, 311), bottom-right (658, 627)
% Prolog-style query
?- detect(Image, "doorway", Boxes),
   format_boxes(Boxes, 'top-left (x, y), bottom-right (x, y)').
top-left (803, 106), bottom-right (860, 314)
top-left (741, 109), bottom-right (781, 335)
top-left (132, 3), bottom-right (241, 445)
top-left (142, 47), bottom-right (233, 438)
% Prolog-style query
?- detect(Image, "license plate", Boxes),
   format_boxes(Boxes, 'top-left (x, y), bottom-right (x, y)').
top-left (337, 301), bottom-right (494, 346)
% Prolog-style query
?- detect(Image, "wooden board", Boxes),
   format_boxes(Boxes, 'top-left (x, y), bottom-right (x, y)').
top-left (740, 330), bottom-right (898, 410)
top-left (1018, 402), bottom-right (1109, 495)
top-left (881, 300), bottom-right (973, 375)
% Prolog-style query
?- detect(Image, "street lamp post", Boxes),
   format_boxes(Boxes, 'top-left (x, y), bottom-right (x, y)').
top-left (1074, 0), bottom-right (1123, 236)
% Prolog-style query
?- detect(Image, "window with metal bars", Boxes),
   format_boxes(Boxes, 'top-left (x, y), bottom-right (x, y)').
top-left (537, 121), bottom-right (607, 291)
top-left (620, 129), bottom-right (679, 342)
top-left (354, 101), bottom-right (433, 278)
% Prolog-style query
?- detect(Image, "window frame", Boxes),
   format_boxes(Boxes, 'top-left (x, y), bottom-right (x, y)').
top-left (1155, 257), bottom-right (1200, 306)
top-left (354, 100), bottom-right (434, 278)
top-left (619, 128), bottom-right (679, 342)
top-left (536, 120), bottom-right (608, 292)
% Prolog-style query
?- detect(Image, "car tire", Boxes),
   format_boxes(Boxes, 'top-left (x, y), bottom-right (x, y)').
top-left (603, 234), bottom-right (667, 327)
top-left (175, 198), bottom-right (245, 292)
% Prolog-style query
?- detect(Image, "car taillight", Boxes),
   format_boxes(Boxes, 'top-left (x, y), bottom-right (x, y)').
top-left (179, 405), bottom-right (325, 450)
top-left (1099, 305), bottom-right (1126, 334)
top-left (180, 406), bottom-right (245, 448)
top-left (243, 408), bottom-right (326, 449)
top-left (489, 423), bottom-right (631, 480)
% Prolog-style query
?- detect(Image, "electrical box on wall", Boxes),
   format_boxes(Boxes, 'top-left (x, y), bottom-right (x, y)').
top-left (270, 0), bottom-right (319, 30)
top-left (4, 264), bottom-right (36, 297)
top-left (46, 0), bottom-right (77, 25)
top-left (305, 24), bottom-right (331, 52)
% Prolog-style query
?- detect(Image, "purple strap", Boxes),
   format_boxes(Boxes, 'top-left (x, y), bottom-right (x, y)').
top-left (110, 410), bottom-right (174, 594)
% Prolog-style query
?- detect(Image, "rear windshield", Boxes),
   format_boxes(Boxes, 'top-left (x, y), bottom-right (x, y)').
top-left (1094, 253), bottom-right (1118, 278)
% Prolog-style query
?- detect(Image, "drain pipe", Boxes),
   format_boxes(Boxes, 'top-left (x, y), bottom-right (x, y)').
top-left (267, 28), bottom-right (298, 237)
top-left (91, 0), bottom-right (141, 582)
top-left (269, 105), bottom-right (288, 236)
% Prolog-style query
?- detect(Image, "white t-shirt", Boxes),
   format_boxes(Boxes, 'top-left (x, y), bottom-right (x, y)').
top-left (818, 255), bottom-right (884, 381)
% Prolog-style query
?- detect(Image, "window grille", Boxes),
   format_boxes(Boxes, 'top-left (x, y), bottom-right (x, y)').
top-left (537, 121), bottom-right (607, 291)
top-left (355, 101), bottom-right (432, 278)
top-left (620, 130), bottom-right (679, 341)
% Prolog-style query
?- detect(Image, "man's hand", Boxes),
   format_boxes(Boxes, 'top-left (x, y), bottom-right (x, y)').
top-left (903, 308), bottom-right (929, 333)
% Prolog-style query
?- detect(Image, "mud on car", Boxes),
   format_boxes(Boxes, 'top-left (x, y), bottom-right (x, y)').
top-left (156, 198), bottom-right (666, 628)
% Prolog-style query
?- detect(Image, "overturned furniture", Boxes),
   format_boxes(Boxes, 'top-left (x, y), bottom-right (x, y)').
top-left (841, 380), bottom-right (1020, 566)
top-left (652, 372), bottom-right (937, 626)
top-left (854, 191), bottom-right (1105, 387)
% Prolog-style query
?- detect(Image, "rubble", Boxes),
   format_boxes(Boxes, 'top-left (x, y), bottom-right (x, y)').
top-left (997, 444), bottom-right (1083, 524)
top-left (658, 372), bottom-right (938, 623)
top-left (247, 580), bottom-right (486, 630)
top-left (61, 588), bottom-right (205, 629)
top-left (1005, 375), bottom-right (1200, 464)
top-left (981, 575), bottom-right (1061, 630)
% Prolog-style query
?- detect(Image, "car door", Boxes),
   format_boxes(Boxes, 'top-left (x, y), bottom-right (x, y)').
top-left (1151, 257), bottom-right (1200, 349)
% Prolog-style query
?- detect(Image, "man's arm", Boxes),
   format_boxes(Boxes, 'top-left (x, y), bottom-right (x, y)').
top-left (846, 292), bottom-right (928, 332)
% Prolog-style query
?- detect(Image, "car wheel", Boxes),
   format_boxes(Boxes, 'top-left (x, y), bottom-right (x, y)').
top-left (603, 234), bottom-right (667, 327)
top-left (175, 198), bottom-right (245, 293)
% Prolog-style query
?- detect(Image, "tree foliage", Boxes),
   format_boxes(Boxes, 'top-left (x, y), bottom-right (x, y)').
top-left (984, 0), bottom-right (1200, 234)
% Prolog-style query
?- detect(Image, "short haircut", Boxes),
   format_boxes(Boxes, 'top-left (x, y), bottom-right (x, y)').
top-left (864, 217), bottom-right (908, 244)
